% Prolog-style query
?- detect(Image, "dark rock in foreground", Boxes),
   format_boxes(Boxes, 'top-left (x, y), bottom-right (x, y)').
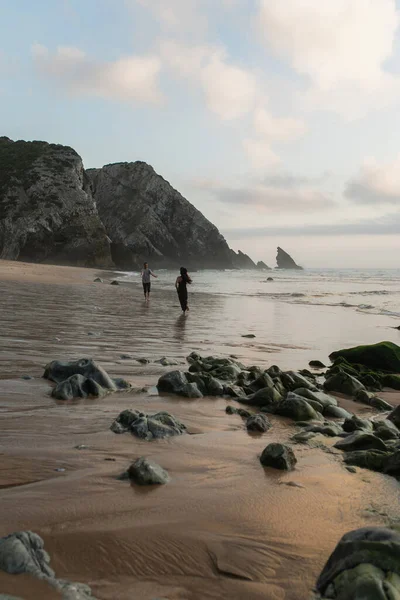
top-left (246, 413), bottom-right (271, 433)
top-left (324, 372), bottom-right (365, 396)
top-left (111, 410), bottom-right (186, 440)
top-left (315, 527), bottom-right (400, 599)
top-left (260, 443), bottom-right (297, 471)
top-left (127, 457), bottom-right (170, 485)
top-left (309, 360), bottom-right (326, 368)
top-left (0, 531), bottom-right (95, 599)
top-left (44, 358), bottom-right (131, 400)
top-left (275, 247), bottom-right (303, 270)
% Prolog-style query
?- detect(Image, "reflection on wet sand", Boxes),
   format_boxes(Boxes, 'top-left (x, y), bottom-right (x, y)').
top-left (0, 261), bottom-right (399, 600)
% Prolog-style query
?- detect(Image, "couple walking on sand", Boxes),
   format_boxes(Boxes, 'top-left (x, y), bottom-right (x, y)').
top-left (141, 262), bottom-right (192, 314)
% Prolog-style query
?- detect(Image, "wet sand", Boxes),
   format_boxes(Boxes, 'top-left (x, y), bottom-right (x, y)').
top-left (0, 260), bottom-right (399, 600)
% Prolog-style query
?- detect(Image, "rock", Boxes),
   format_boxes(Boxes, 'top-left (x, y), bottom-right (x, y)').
top-left (275, 247), bottom-right (303, 270)
top-left (120, 354), bottom-right (133, 360)
top-left (275, 393), bottom-right (323, 421)
top-left (345, 466), bottom-right (357, 473)
top-left (21, 375), bottom-right (34, 380)
top-left (111, 410), bottom-right (186, 440)
top-left (315, 527), bottom-right (400, 598)
top-left (343, 415), bottom-right (373, 433)
top-left (157, 370), bottom-right (203, 398)
top-left (383, 450), bottom-right (400, 475)
top-left (110, 280), bottom-right (120, 285)
top-left (224, 384), bottom-right (247, 398)
top-left (256, 260), bottom-right (271, 270)
top-left (267, 277), bottom-right (274, 281)
top-left (329, 341), bottom-right (400, 373)
top-left (355, 389), bottom-right (393, 411)
top-left (334, 431), bottom-right (387, 452)
top-left (156, 357), bottom-right (181, 366)
top-left (294, 388), bottom-right (338, 409)
top-left (93, 277), bottom-right (103, 282)
top-left (242, 385), bottom-right (282, 407)
top-left (304, 424), bottom-right (343, 437)
top-left (0, 137), bottom-right (112, 267)
top-left (246, 413), bottom-right (271, 433)
top-left (186, 372), bottom-right (224, 396)
top-left (388, 405), bottom-right (400, 429)
top-left (127, 457), bottom-right (170, 485)
top-left (291, 431), bottom-right (318, 443)
top-left (241, 334), bottom-right (256, 338)
top-left (324, 405), bottom-right (353, 419)
top-left (282, 371), bottom-right (316, 391)
top-left (382, 374), bottom-right (400, 390)
top-left (0, 531), bottom-right (96, 599)
top-left (309, 360), bottom-right (326, 368)
top-left (86, 161), bottom-right (256, 270)
top-left (344, 450), bottom-right (390, 472)
top-left (260, 443), bottom-right (297, 470)
top-left (51, 373), bottom-right (106, 400)
top-left (324, 372), bottom-right (365, 396)
top-left (225, 405), bottom-right (251, 418)
top-left (373, 419), bottom-right (400, 441)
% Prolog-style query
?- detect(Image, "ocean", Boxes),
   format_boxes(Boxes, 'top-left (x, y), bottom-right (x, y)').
top-left (115, 268), bottom-right (400, 369)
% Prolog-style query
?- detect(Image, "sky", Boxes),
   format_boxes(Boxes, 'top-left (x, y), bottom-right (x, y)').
top-left (1, 0), bottom-right (400, 268)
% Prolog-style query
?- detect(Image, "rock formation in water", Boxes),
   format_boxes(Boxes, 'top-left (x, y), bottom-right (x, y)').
top-left (0, 137), bottom-right (112, 267)
top-left (256, 260), bottom-right (271, 270)
top-left (276, 246), bottom-right (303, 270)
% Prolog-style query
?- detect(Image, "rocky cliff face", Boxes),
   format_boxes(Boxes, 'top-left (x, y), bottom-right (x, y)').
top-left (87, 161), bottom-right (247, 269)
top-left (276, 247), bottom-right (303, 270)
top-left (0, 137), bottom-right (112, 267)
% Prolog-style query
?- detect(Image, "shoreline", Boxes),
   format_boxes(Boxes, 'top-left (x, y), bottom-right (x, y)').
top-left (0, 260), bottom-right (399, 599)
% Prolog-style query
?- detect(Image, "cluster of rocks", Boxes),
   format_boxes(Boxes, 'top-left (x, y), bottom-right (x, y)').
top-left (43, 358), bottom-right (131, 400)
top-left (313, 527), bottom-right (400, 599)
top-left (0, 531), bottom-right (96, 599)
top-left (110, 409), bottom-right (186, 440)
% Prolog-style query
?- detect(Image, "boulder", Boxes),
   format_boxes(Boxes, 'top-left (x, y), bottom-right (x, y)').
top-left (157, 371), bottom-right (203, 398)
top-left (110, 280), bottom-right (120, 285)
top-left (303, 424), bottom-right (343, 437)
top-left (309, 360), bottom-right (326, 368)
top-left (127, 457), bottom-right (170, 485)
top-left (260, 443), bottom-right (297, 470)
top-left (274, 393), bottom-right (323, 421)
top-left (0, 531), bottom-right (95, 599)
top-left (111, 410), bottom-right (186, 441)
top-left (383, 450), bottom-right (400, 476)
top-left (225, 405), bottom-right (251, 418)
top-left (388, 405), bottom-right (400, 429)
top-left (156, 357), bottom-right (181, 366)
top-left (186, 372), bottom-right (224, 396)
top-left (355, 389), bottom-right (393, 411)
top-left (242, 386), bottom-right (282, 407)
top-left (224, 384), bottom-right (246, 398)
top-left (334, 431), bottom-right (387, 452)
top-left (44, 358), bottom-right (116, 389)
top-left (329, 341), bottom-right (400, 373)
top-left (282, 371), bottom-right (316, 391)
top-left (373, 420), bottom-right (400, 441)
top-left (275, 247), bottom-right (303, 270)
top-left (344, 450), bottom-right (390, 472)
top-left (343, 415), bottom-right (373, 433)
top-left (382, 374), bottom-right (400, 390)
top-left (242, 334), bottom-right (256, 338)
top-left (324, 405), bottom-right (353, 419)
top-left (315, 527), bottom-right (400, 599)
top-left (246, 413), bottom-right (271, 433)
top-left (294, 388), bottom-right (338, 410)
top-left (324, 372), bottom-right (365, 396)
top-left (93, 277), bottom-right (103, 282)
top-left (51, 373), bottom-right (105, 400)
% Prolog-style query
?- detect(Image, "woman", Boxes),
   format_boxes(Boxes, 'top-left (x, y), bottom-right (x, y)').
top-left (175, 267), bottom-right (192, 313)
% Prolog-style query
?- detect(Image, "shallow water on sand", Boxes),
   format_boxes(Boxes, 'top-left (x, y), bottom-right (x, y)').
top-left (0, 263), bottom-right (399, 599)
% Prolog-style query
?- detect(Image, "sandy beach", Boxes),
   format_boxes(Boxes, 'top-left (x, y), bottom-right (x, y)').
top-left (0, 260), bottom-right (399, 600)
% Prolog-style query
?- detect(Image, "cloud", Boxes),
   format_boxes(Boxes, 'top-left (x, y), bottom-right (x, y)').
top-left (31, 44), bottom-right (163, 104)
top-left (191, 173), bottom-right (333, 213)
top-left (345, 156), bottom-right (400, 204)
top-left (242, 138), bottom-right (281, 169)
top-left (224, 212), bottom-right (400, 238)
top-left (253, 108), bottom-right (306, 142)
top-left (258, 0), bottom-right (400, 118)
top-left (161, 40), bottom-right (258, 119)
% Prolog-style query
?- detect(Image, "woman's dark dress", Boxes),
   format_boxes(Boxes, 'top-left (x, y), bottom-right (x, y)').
top-left (177, 277), bottom-right (188, 311)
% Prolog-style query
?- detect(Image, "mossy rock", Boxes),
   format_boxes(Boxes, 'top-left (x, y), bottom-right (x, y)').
top-left (329, 342), bottom-right (400, 374)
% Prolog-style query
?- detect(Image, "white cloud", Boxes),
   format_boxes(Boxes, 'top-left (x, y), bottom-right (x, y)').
top-left (242, 138), bottom-right (281, 169)
top-left (32, 44), bottom-right (163, 104)
top-left (253, 108), bottom-right (306, 143)
top-left (345, 155), bottom-right (400, 204)
top-left (161, 40), bottom-right (258, 119)
top-left (258, 0), bottom-right (400, 118)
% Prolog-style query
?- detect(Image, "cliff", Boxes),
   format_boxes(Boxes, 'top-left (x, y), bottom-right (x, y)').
top-left (0, 137), bottom-right (112, 267)
top-left (276, 247), bottom-right (303, 270)
top-left (87, 161), bottom-right (250, 269)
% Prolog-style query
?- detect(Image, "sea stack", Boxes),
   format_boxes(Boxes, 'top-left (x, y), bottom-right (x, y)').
top-left (276, 247), bottom-right (303, 270)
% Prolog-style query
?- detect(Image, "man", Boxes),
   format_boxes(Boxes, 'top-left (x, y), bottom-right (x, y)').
top-left (141, 262), bottom-right (157, 302)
